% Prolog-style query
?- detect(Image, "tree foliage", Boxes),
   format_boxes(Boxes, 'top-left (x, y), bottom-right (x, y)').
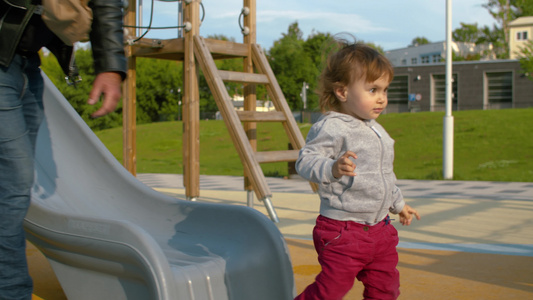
top-left (453, 23), bottom-right (482, 43)
top-left (269, 22), bottom-right (313, 110)
top-left (480, 24), bottom-right (508, 59)
top-left (517, 40), bottom-right (533, 80)
top-left (269, 22), bottom-right (320, 110)
top-left (268, 22), bottom-right (332, 111)
top-left (410, 37), bottom-right (430, 47)
top-left (136, 58), bottom-right (182, 123)
top-left (40, 48), bottom-right (123, 130)
top-left (514, 0), bottom-right (533, 16)
top-left (482, 0), bottom-right (515, 46)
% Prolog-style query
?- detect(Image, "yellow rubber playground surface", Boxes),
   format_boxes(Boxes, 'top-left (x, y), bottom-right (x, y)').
top-left (29, 175), bottom-right (533, 299)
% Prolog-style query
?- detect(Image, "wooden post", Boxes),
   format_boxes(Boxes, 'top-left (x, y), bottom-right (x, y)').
top-left (123, 0), bottom-right (137, 175)
top-left (183, 0), bottom-right (201, 199)
top-left (243, 0), bottom-right (256, 192)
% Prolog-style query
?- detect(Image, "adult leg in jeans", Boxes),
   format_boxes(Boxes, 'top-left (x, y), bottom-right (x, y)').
top-left (0, 54), bottom-right (44, 300)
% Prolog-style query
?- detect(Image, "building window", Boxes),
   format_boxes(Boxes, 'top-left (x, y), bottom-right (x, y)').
top-left (432, 74), bottom-right (458, 107)
top-left (485, 71), bottom-right (513, 104)
top-left (432, 54), bottom-right (442, 63)
top-left (401, 59), bottom-right (407, 65)
top-left (516, 31), bottom-right (528, 41)
top-left (388, 75), bottom-right (409, 104)
top-left (421, 56), bottom-right (430, 64)
top-left (411, 57), bottom-right (417, 65)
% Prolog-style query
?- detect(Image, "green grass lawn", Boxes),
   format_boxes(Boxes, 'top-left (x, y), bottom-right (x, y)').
top-left (95, 108), bottom-right (533, 182)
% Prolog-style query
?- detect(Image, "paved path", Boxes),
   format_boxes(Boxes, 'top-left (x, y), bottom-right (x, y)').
top-left (137, 173), bottom-right (533, 256)
top-left (137, 173), bottom-right (533, 200)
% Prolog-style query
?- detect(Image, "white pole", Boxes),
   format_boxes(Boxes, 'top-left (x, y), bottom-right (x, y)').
top-left (302, 82), bottom-right (308, 110)
top-left (443, 0), bottom-right (454, 179)
top-left (138, 0), bottom-right (143, 36)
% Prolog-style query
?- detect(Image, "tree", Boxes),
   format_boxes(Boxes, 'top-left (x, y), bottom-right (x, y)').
top-left (303, 31), bottom-right (332, 71)
top-left (517, 40), bottom-right (533, 80)
top-left (482, 0), bottom-right (515, 48)
top-left (478, 24), bottom-right (508, 58)
top-left (410, 37), bottom-right (430, 47)
top-left (453, 23), bottom-right (482, 43)
top-left (301, 31), bottom-right (334, 111)
top-left (268, 22), bottom-right (318, 110)
top-left (136, 58), bottom-right (182, 123)
top-left (452, 51), bottom-right (481, 62)
top-left (514, 0), bottom-right (533, 16)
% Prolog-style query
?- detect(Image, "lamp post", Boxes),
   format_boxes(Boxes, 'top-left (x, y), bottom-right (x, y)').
top-left (300, 81), bottom-right (309, 122)
top-left (301, 81), bottom-right (309, 110)
top-left (443, 0), bottom-right (454, 179)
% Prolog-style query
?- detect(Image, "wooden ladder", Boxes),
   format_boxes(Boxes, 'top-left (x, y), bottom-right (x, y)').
top-left (193, 36), bottom-right (317, 222)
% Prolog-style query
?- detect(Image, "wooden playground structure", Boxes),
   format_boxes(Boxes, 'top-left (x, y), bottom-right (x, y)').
top-left (123, 0), bottom-right (316, 222)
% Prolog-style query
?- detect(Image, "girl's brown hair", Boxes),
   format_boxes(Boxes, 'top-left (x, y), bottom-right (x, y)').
top-left (318, 38), bottom-right (394, 113)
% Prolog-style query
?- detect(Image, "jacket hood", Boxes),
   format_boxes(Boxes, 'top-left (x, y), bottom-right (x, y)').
top-left (322, 111), bottom-right (376, 127)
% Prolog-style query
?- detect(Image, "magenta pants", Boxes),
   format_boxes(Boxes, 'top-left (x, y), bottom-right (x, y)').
top-left (295, 215), bottom-right (400, 300)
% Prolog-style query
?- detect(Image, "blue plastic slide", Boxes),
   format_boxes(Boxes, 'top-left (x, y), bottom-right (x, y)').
top-left (23, 73), bottom-right (295, 300)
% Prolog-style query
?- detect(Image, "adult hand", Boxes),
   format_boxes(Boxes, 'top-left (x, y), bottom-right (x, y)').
top-left (88, 72), bottom-right (122, 118)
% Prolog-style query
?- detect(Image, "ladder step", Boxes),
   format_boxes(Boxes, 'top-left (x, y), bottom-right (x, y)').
top-left (255, 150), bottom-right (300, 163)
top-left (204, 38), bottom-right (249, 58)
top-left (218, 70), bottom-right (269, 84)
top-left (237, 111), bottom-right (286, 122)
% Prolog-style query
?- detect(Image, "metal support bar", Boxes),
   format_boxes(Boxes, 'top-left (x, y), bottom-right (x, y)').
top-left (261, 197), bottom-right (279, 223)
top-left (247, 190), bottom-right (254, 208)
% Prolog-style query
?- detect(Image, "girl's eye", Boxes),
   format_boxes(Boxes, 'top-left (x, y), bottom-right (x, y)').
top-left (370, 88), bottom-right (376, 93)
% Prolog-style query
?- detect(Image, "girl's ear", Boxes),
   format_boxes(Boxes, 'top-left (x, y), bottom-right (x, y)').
top-left (334, 86), bottom-right (347, 102)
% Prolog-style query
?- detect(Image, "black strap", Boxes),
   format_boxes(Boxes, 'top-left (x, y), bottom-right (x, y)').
top-left (0, 1), bottom-right (37, 67)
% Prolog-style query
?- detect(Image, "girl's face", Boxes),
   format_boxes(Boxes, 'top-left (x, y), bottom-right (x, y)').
top-left (335, 74), bottom-right (390, 120)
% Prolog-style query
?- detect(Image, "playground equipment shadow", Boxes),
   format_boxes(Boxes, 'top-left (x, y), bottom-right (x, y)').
top-left (29, 174), bottom-right (533, 299)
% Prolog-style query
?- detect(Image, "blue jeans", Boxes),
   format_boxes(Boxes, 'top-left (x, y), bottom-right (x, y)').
top-left (0, 53), bottom-right (44, 300)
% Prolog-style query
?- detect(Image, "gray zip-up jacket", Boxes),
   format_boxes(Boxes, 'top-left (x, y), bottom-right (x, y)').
top-left (296, 112), bottom-right (405, 225)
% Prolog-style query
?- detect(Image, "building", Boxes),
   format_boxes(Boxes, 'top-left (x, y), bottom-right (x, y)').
top-left (385, 41), bottom-right (493, 67)
top-left (230, 94), bottom-right (275, 112)
top-left (386, 60), bottom-right (533, 113)
top-left (509, 16), bottom-right (533, 59)
top-left (382, 19), bottom-right (533, 114)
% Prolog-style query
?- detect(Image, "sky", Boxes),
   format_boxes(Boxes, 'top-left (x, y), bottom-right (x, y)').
top-left (135, 0), bottom-right (498, 51)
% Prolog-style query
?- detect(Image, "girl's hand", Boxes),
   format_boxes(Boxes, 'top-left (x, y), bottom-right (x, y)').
top-left (399, 204), bottom-right (421, 226)
top-left (332, 151), bottom-right (357, 179)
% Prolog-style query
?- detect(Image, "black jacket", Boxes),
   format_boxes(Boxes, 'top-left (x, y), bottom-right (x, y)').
top-left (0, 0), bottom-right (126, 80)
